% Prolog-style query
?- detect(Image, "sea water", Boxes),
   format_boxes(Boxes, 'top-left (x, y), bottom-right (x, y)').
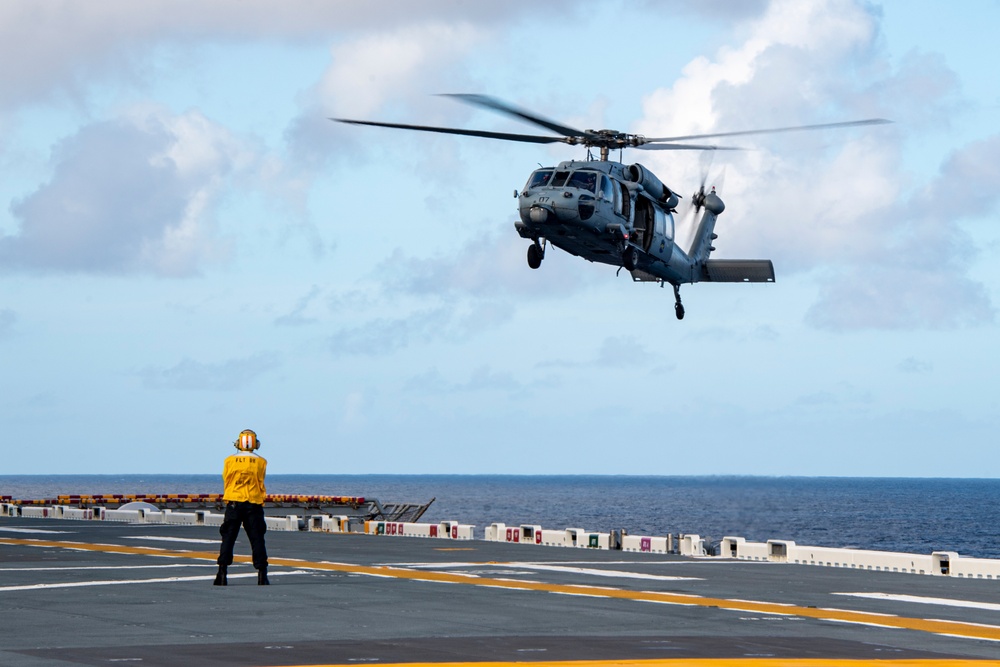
top-left (1, 475), bottom-right (997, 559)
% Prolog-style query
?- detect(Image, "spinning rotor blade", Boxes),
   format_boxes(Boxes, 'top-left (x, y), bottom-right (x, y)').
top-left (681, 189), bottom-right (703, 230)
top-left (687, 151), bottom-right (716, 219)
top-left (643, 118), bottom-right (892, 144)
top-left (335, 96), bottom-right (892, 157)
top-left (441, 93), bottom-right (590, 139)
top-left (698, 150), bottom-right (715, 191)
top-left (714, 165), bottom-right (727, 194)
top-left (332, 118), bottom-right (568, 145)
top-left (635, 143), bottom-right (744, 151)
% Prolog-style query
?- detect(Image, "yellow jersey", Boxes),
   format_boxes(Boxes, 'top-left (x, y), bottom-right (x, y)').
top-left (222, 453), bottom-right (267, 504)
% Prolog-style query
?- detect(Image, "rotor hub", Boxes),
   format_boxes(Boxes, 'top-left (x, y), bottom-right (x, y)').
top-left (578, 130), bottom-right (645, 150)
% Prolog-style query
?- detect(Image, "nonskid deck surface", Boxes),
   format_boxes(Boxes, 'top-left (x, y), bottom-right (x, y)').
top-left (1, 518), bottom-right (999, 666)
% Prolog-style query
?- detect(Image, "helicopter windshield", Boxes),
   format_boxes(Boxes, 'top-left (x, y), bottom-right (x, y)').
top-left (567, 171), bottom-right (598, 193)
top-left (526, 170), bottom-right (553, 189)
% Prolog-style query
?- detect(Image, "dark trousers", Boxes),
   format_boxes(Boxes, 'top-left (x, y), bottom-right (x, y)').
top-left (217, 501), bottom-right (268, 570)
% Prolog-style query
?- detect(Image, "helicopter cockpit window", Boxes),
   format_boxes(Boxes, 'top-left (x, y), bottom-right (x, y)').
top-left (599, 175), bottom-right (614, 202)
top-left (526, 170), bottom-right (553, 190)
top-left (618, 181), bottom-right (631, 219)
top-left (551, 171), bottom-right (570, 187)
top-left (567, 171), bottom-right (598, 193)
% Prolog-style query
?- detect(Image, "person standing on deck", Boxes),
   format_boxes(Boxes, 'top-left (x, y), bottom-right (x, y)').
top-left (214, 429), bottom-right (269, 585)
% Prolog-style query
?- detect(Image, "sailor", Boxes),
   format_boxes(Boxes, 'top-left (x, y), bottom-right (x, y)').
top-left (214, 429), bottom-right (269, 586)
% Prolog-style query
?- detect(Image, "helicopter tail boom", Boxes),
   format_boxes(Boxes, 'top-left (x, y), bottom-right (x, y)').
top-left (683, 189), bottom-right (774, 283)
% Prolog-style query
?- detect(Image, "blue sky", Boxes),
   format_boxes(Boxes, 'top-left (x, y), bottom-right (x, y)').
top-left (1, 0), bottom-right (998, 476)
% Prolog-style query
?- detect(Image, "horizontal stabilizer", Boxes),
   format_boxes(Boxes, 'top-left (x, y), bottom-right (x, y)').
top-left (700, 259), bottom-right (775, 283)
top-left (629, 269), bottom-right (662, 283)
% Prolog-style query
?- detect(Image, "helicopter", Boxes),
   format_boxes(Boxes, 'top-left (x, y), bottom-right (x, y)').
top-left (334, 95), bottom-right (890, 319)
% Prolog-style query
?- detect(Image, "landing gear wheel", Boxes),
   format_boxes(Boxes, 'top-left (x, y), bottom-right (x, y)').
top-left (622, 247), bottom-right (638, 272)
top-left (527, 242), bottom-right (544, 269)
top-left (672, 284), bottom-right (685, 320)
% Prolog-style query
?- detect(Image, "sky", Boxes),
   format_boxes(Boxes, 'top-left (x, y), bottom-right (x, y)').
top-left (1, 0), bottom-right (998, 476)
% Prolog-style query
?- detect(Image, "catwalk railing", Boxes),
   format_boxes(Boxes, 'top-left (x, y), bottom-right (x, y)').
top-left (3, 500), bottom-right (998, 579)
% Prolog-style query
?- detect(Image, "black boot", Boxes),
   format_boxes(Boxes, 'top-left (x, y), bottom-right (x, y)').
top-left (257, 568), bottom-right (270, 585)
top-left (213, 566), bottom-right (227, 586)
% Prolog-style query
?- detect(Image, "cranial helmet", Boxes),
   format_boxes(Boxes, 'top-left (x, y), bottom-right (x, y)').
top-left (234, 429), bottom-right (261, 452)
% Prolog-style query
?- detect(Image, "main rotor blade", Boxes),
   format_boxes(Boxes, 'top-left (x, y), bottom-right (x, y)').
top-left (635, 143), bottom-right (744, 151)
top-left (643, 118), bottom-right (892, 144)
top-left (332, 118), bottom-right (568, 145)
top-left (441, 94), bottom-right (590, 139)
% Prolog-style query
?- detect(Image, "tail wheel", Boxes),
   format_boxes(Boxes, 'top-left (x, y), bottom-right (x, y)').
top-left (527, 243), bottom-right (544, 269)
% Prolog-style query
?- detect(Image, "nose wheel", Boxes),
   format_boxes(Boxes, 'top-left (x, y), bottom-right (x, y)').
top-left (527, 240), bottom-right (545, 269)
top-left (673, 284), bottom-right (685, 320)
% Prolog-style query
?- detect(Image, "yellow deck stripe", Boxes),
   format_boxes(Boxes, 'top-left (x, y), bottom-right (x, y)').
top-left (4, 536), bottom-right (1000, 645)
top-left (268, 661), bottom-right (997, 667)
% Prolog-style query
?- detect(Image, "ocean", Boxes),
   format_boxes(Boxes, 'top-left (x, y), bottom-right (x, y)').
top-left (2, 475), bottom-right (998, 559)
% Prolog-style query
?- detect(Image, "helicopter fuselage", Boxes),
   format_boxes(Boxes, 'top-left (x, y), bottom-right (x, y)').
top-left (515, 159), bottom-right (718, 286)
top-left (333, 92), bottom-right (813, 318)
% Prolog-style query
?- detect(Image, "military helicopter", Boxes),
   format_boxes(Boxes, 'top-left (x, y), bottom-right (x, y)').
top-left (334, 95), bottom-right (889, 319)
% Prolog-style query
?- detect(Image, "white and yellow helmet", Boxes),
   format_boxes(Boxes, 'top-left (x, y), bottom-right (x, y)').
top-left (234, 429), bottom-right (261, 452)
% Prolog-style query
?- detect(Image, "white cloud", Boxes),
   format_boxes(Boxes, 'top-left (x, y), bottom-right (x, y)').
top-left (284, 21), bottom-right (485, 170)
top-left (319, 23), bottom-right (483, 119)
top-left (328, 298), bottom-right (515, 357)
top-left (633, 0), bottom-right (992, 330)
top-left (635, 0), bottom-right (877, 144)
top-left (328, 306), bottom-right (451, 357)
top-left (749, 0), bottom-right (876, 54)
top-left (402, 365), bottom-right (522, 396)
top-left (274, 285), bottom-right (323, 327)
top-left (806, 267), bottom-right (994, 331)
top-left (805, 133), bottom-right (1000, 330)
top-left (0, 1), bottom-right (578, 111)
top-left (140, 351), bottom-right (281, 391)
top-left (380, 227), bottom-right (592, 299)
top-left (640, 0), bottom-right (768, 20)
top-left (933, 134), bottom-right (1000, 218)
top-left (0, 107), bottom-right (253, 276)
top-left (142, 107), bottom-right (255, 178)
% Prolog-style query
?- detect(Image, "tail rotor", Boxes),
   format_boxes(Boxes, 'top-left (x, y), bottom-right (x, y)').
top-left (682, 153), bottom-right (726, 262)
top-left (686, 151), bottom-right (721, 225)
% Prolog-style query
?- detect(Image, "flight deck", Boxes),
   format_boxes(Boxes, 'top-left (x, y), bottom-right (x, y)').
top-left (2, 516), bottom-right (999, 666)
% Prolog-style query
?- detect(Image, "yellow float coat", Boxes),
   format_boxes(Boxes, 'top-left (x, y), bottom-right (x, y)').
top-left (222, 454), bottom-right (267, 504)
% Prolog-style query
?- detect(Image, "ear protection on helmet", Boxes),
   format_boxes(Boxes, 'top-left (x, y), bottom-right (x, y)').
top-left (234, 429), bottom-right (261, 452)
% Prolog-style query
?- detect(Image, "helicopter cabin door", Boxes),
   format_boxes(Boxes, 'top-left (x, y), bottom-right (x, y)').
top-left (634, 195), bottom-right (656, 252)
top-left (651, 205), bottom-right (673, 262)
